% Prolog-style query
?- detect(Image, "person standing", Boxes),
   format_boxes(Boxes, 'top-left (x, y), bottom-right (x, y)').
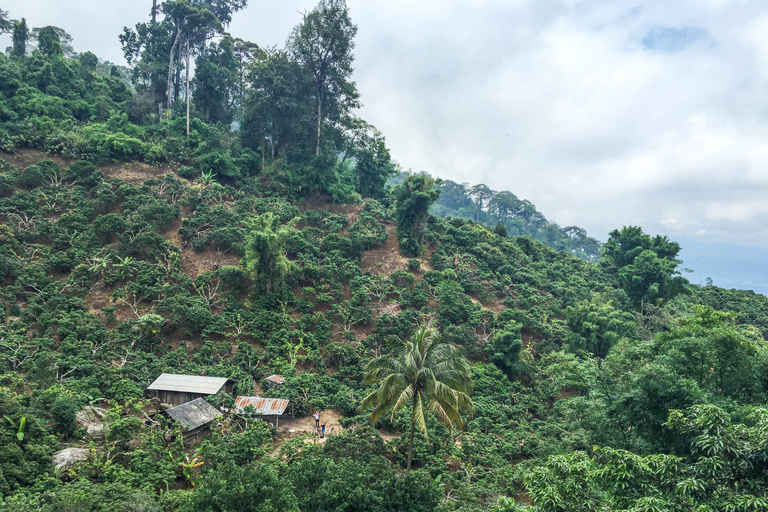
top-left (314, 411), bottom-right (320, 429)
top-left (321, 422), bottom-right (325, 438)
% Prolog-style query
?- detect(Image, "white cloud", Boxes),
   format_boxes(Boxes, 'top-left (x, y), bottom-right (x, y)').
top-left (2, 0), bottom-right (768, 247)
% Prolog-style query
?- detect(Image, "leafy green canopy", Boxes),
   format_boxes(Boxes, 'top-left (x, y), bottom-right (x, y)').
top-left (525, 405), bottom-right (768, 512)
top-left (603, 225), bottom-right (688, 308)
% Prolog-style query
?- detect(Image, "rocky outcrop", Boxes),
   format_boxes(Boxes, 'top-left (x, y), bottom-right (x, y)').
top-left (52, 448), bottom-right (89, 468)
top-left (76, 406), bottom-right (107, 428)
top-left (85, 424), bottom-right (109, 443)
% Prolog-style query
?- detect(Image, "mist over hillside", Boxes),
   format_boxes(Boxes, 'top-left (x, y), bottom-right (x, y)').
top-left (680, 240), bottom-right (768, 296)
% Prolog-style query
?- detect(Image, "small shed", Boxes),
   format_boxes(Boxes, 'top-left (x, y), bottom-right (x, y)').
top-left (147, 373), bottom-right (236, 407)
top-left (165, 398), bottom-right (223, 444)
top-left (234, 396), bottom-right (290, 428)
top-left (265, 374), bottom-right (285, 389)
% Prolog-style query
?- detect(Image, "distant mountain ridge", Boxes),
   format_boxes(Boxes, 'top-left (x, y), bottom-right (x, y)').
top-left (679, 240), bottom-right (768, 296)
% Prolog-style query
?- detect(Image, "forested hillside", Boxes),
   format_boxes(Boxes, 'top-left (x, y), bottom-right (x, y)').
top-left (1, 2), bottom-right (768, 512)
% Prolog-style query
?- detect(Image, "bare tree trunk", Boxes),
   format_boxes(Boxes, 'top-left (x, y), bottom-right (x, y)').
top-left (186, 38), bottom-right (190, 137)
top-left (315, 83), bottom-right (323, 156)
top-left (151, 0), bottom-right (158, 23)
top-left (271, 118), bottom-right (275, 161)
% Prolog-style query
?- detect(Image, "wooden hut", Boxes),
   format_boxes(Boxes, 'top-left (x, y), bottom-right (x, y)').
top-left (164, 398), bottom-right (222, 444)
top-left (234, 396), bottom-right (290, 428)
top-left (265, 374), bottom-right (285, 389)
top-left (147, 373), bottom-right (235, 407)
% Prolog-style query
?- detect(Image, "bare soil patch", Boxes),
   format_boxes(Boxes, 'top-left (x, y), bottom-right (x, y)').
top-left (160, 217), bottom-right (183, 249)
top-left (179, 247), bottom-right (241, 279)
top-left (101, 161), bottom-right (174, 186)
top-left (1, 149), bottom-right (75, 171)
top-left (360, 223), bottom-right (408, 275)
top-left (275, 408), bottom-right (345, 446)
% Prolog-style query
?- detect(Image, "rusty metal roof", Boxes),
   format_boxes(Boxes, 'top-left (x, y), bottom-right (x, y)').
top-left (265, 374), bottom-right (285, 384)
top-left (165, 398), bottom-right (222, 431)
top-left (234, 396), bottom-right (289, 416)
top-left (147, 373), bottom-right (234, 394)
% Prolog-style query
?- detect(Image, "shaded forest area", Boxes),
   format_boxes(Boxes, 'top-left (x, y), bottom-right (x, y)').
top-left (1, 2), bottom-right (768, 512)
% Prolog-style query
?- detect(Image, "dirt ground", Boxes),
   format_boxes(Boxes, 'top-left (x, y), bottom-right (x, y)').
top-left (275, 408), bottom-right (345, 445)
top-left (273, 409), bottom-right (402, 449)
top-left (359, 223), bottom-right (409, 275)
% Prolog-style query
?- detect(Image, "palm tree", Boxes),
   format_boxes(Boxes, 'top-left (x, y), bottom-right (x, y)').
top-left (360, 323), bottom-right (474, 471)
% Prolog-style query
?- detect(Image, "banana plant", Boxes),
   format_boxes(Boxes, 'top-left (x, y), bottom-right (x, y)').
top-left (114, 255), bottom-right (137, 279)
top-left (88, 254), bottom-right (111, 276)
top-left (196, 170), bottom-right (217, 188)
top-left (4, 415), bottom-right (26, 441)
top-left (168, 451), bottom-right (204, 486)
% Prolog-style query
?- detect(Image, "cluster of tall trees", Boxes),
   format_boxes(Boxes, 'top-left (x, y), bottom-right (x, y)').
top-left (428, 178), bottom-right (601, 260)
top-left (118, 0), bottom-right (393, 194)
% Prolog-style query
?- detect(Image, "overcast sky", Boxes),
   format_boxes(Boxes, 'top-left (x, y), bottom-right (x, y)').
top-left (3, 0), bottom-right (768, 247)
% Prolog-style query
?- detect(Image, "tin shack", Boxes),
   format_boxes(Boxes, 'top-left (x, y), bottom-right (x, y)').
top-left (234, 396), bottom-right (290, 428)
top-left (147, 373), bottom-right (236, 407)
top-left (164, 397), bottom-right (223, 444)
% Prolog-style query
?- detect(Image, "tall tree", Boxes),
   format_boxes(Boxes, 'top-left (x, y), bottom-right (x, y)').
top-left (120, 0), bottom-right (246, 115)
top-left (487, 190), bottom-right (521, 223)
top-left (33, 26), bottom-right (66, 58)
top-left (287, 0), bottom-right (359, 155)
top-left (361, 323), bottom-right (474, 471)
top-left (242, 47), bottom-right (314, 162)
top-left (468, 184), bottom-right (495, 222)
top-left (340, 117), bottom-right (396, 199)
top-left (393, 174), bottom-right (441, 256)
top-left (11, 18), bottom-right (27, 57)
top-left (193, 36), bottom-right (237, 123)
top-left (603, 226), bottom-right (687, 308)
top-left (243, 213), bottom-right (299, 295)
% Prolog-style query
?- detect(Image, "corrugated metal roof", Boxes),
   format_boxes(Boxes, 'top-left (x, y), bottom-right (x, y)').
top-left (266, 374), bottom-right (285, 384)
top-left (165, 398), bottom-right (222, 431)
top-left (147, 373), bottom-right (232, 394)
top-left (234, 396), bottom-right (289, 416)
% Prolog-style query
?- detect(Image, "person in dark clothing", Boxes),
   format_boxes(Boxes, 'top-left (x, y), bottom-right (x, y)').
top-left (321, 422), bottom-right (325, 438)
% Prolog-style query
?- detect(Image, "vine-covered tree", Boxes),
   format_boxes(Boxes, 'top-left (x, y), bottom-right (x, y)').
top-left (393, 174), bottom-right (441, 256)
top-left (244, 212), bottom-right (298, 294)
top-left (11, 18), bottom-right (27, 57)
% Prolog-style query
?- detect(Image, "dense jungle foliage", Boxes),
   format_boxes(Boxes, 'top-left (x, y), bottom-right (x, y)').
top-left (1, 2), bottom-right (768, 511)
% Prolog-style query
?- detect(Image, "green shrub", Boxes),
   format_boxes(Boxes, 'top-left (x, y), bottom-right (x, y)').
top-left (93, 213), bottom-right (127, 242)
top-left (17, 161), bottom-right (59, 189)
top-left (144, 144), bottom-right (166, 165)
top-left (177, 166), bottom-right (199, 180)
top-left (51, 396), bottom-right (77, 438)
top-left (66, 160), bottom-right (103, 188)
top-left (103, 132), bottom-right (145, 161)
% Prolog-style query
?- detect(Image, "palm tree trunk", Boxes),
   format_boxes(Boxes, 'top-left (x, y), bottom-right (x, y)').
top-left (407, 410), bottom-right (415, 471)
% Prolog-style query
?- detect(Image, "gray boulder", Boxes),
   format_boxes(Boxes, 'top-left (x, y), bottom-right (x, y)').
top-left (52, 448), bottom-right (90, 468)
top-left (76, 406), bottom-right (107, 427)
top-left (86, 424), bottom-right (109, 443)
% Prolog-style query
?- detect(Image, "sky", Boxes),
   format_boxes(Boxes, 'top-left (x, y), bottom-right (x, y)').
top-left (2, 0), bottom-right (768, 248)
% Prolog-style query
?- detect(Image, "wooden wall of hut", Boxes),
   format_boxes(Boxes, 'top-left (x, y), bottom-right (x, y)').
top-left (156, 390), bottom-right (209, 407)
